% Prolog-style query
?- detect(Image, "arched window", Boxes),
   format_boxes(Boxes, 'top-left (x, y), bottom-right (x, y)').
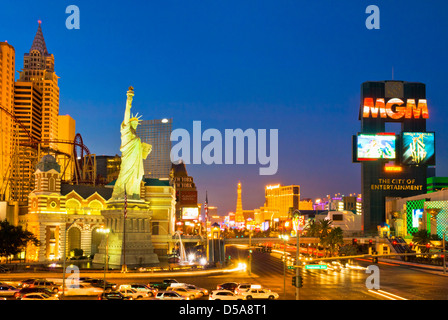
top-left (88, 200), bottom-right (103, 215)
top-left (49, 177), bottom-right (55, 192)
top-left (66, 199), bottom-right (81, 215)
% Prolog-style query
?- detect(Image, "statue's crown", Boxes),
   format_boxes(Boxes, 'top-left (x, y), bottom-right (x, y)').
top-left (130, 112), bottom-right (143, 123)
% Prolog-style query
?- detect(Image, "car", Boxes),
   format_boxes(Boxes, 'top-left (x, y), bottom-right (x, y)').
top-left (27, 279), bottom-right (60, 293)
top-left (21, 292), bottom-right (59, 300)
top-left (18, 279), bottom-right (38, 288)
top-left (117, 287), bottom-right (145, 300)
top-left (148, 279), bottom-right (178, 291)
top-left (98, 291), bottom-right (132, 300)
top-left (121, 284), bottom-right (156, 297)
top-left (163, 279), bottom-right (178, 285)
top-left (235, 283), bottom-right (252, 295)
top-left (62, 283), bottom-right (104, 296)
top-left (0, 285), bottom-right (20, 297)
top-left (81, 278), bottom-right (117, 291)
top-left (14, 287), bottom-right (58, 300)
top-left (155, 291), bottom-right (187, 300)
top-left (184, 284), bottom-right (209, 296)
top-left (209, 290), bottom-right (244, 300)
top-left (166, 286), bottom-right (202, 299)
top-left (216, 282), bottom-right (239, 291)
top-left (240, 287), bottom-right (279, 300)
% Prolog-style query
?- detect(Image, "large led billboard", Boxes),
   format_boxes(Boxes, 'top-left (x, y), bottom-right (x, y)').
top-left (412, 208), bottom-right (423, 228)
top-left (182, 207), bottom-right (199, 220)
top-left (402, 132), bottom-right (435, 166)
top-left (356, 133), bottom-right (396, 161)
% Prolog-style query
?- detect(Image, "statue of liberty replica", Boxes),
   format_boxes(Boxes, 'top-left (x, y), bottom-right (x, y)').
top-left (111, 86), bottom-right (152, 201)
top-left (93, 87), bottom-right (159, 270)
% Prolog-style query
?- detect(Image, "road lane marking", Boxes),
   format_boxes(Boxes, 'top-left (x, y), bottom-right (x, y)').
top-left (368, 289), bottom-right (407, 300)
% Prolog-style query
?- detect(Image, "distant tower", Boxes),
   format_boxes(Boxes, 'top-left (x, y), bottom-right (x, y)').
top-left (235, 181), bottom-right (244, 223)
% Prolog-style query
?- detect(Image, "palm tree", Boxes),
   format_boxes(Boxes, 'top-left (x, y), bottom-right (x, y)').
top-left (412, 229), bottom-right (431, 253)
top-left (304, 220), bottom-right (321, 257)
top-left (318, 219), bottom-right (333, 257)
top-left (322, 227), bottom-right (344, 257)
top-left (318, 219), bottom-right (333, 239)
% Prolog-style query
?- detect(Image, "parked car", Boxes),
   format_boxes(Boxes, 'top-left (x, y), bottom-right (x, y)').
top-left (184, 284), bottom-right (208, 296)
top-left (216, 282), bottom-right (239, 292)
top-left (27, 279), bottom-right (60, 293)
top-left (235, 283), bottom-right (252, 295)
top-left (62, 284), bottom-right (104, 296)
top-left (120, 284), bottom-right (156, 297)
top-left (148, 279), bottom-right (178, 291)
top-left (14, 287), bottom-right (58, 300)
top-left (155, 291), bottom-right (187, 300)
top-left (0, 285), bottom-right (20, 297)
top-left (21, 292), bottom-right (59, 300)
top-left (166, 286), bottom-right (202, 299)
top-left (18, 279), bottom-right (38, 288)
top-left (118, 287), bottom-right (146, 300)
top-left (98, 291), bottom-right (131, 300)
top-left (240, 288), bottom-right (279, 300)
top-left (163, 279), bottom-right (178, 285)
top-left (209, 290), bottom-right (244, 300)
top-left (81, 278), bottom-right (117, 290)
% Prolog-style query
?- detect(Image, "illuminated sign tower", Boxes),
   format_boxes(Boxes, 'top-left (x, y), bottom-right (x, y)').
top-left (353, 81), bottom-right (434, 233)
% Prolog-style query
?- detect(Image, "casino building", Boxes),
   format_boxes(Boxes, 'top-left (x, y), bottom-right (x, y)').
top-left (353, 81), bottom-right (434, 234)
top-left (20, 154), bottom-right (176, 262)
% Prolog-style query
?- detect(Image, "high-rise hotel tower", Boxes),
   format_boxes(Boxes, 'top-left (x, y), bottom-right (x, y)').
top-left (137, 118), bottom-right (172, 179)
top-left (18, 21), bottom-right (59, 150)
top-left (0, 41), bottom-right (15, 200)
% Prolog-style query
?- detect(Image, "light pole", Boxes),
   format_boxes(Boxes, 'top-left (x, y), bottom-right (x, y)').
top-left (293, 210), bottom-right (301, 301)
top-left (97, 227), bottom-right (110, 291)
top-left (278, 234), bottom-right (289, 298)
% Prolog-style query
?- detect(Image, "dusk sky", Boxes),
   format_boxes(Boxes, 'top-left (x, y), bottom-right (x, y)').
top-left (2, 1), bottom-right (448, 215)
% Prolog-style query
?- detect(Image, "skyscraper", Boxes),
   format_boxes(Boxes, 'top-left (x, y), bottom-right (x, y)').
top-left (0, 41), bottom-right (15, 201)
top-left (11, 81), bottom-right (43, 201)
top-left (18, 21), bottom-right (59, 150)
top-left (136, 118), bottom-right (172, 179)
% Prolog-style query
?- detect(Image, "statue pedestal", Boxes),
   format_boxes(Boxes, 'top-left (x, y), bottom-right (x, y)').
top-left (93, 199), bottom-right (159, 267)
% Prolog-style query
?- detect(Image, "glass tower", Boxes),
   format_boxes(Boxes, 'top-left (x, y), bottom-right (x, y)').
top-left (137, 118), bottom-right (172, 179)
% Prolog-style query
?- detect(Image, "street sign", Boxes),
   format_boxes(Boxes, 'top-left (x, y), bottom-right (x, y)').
top-left (305, 264), bottom-right (327, 270)
top-left (287, 266), bottom-right (295, 269)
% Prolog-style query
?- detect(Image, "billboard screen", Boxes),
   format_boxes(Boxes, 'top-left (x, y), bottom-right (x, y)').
top-left (356, 133), bottom-right (396, 161)
top-left (182, 207), bottom-right (199, 220)
top-left (412, 208), bottom-right (423, 228)
top-left (402, 132), bottom-right (435, 166)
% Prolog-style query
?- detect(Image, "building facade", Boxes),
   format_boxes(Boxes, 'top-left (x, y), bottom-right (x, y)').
top-left (171, 161), bottom-right (200, 235)
top-left (136, 118), bottom-right (172, 179)
top-left (56, 115), bottom-right (76, 182)
top-left (21, 155), bottom-right (177, 263)
top-left (18, 21), bottom-right (60, 150)
top-left (0, 41), bottom-right (15, 202)
top-left (354, 81), bottom-right (431, 233)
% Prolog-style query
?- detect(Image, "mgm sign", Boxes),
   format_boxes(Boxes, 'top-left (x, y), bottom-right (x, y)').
top-left (353, 81), bottom-right (435, 233)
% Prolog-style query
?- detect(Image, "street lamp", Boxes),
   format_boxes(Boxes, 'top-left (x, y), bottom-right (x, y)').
top-left (96, 227), bottom-right (111, 291)
top-left (278, 234), bottom-right (289, 298)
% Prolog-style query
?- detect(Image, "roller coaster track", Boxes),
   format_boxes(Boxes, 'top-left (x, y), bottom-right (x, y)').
top-left (0, 103), bottom-right (95, 201)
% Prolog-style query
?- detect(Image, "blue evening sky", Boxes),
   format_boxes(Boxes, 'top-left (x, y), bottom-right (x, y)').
top-left (2, 1), bottom-right (448, 215)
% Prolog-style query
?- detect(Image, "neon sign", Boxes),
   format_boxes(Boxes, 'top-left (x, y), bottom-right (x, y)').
top-left (363, 98), bottom-right (428, 120)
